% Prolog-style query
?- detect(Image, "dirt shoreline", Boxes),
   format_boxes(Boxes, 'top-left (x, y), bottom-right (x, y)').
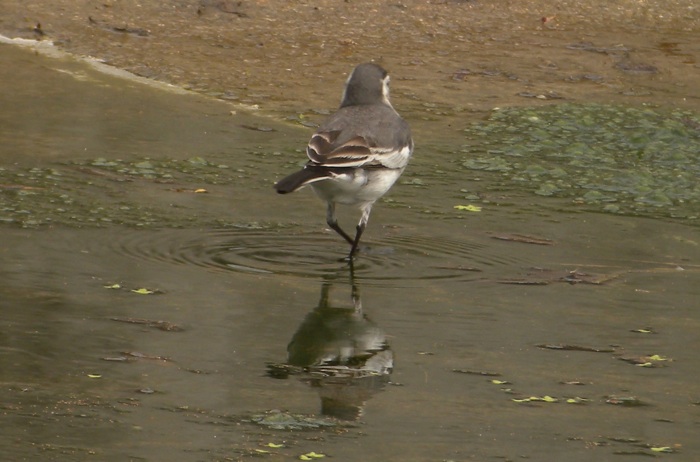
top-left (1, 0), bottom-right (698, 139)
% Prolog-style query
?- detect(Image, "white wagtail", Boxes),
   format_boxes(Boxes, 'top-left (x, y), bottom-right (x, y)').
top-left (274, 63), bottom-right (414, 260)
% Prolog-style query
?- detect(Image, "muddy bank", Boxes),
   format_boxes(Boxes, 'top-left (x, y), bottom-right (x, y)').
top-left (1, 0), bottom-right (699, 141)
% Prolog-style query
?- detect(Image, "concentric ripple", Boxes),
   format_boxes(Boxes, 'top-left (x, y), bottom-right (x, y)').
top-left (111, 228), bottom-right (523, 286)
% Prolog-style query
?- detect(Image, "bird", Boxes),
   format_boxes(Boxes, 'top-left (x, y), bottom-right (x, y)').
top-left (274, 63), bottom-right (414, 260)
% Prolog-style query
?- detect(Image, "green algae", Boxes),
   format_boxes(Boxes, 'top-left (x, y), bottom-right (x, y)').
top-left (461, 104), bottom-right (700, 222)
top-left (0, 157), bottom-right (257, 229)
top-left (87, 156), bottom-right (235, 183)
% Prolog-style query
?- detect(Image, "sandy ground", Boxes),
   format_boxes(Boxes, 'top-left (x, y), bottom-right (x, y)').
top-left (1, 0), bottom-right (699, 137)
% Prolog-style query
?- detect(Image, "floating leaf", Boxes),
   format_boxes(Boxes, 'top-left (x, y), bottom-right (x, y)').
top-left (454, 204), bottom-right (482, 212)
top-left (255, 449), bottom-right (270, 454)
top-left (194, 188), bottom-right (208, 193)
top-left (87, 373), bottom-right (102, 379)
top-left (630, 328), bottom-right (655, 334)
top-left (266, 443), bottom-right (285, 448)
top-left (300, 453), bottom-right (325, 459)
top-left (566, 397), bottom-right (589, 404)
top-left (620, 354), bottom-right (670, 367)
top-left (512, 396), bottom-right (558, 403)
top-left (103, 284), bottom-right (121, 289)
top-left (131, 288), bottom-right (155, 295)
top-left (491, 379), bottom-right (511, 385)
top-left (101, 356), bottom-right (128, 362)
top-left (650, 447), bottom-right (673, 453)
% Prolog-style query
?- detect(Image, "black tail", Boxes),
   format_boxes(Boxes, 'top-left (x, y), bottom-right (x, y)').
top-left (274, 167), bottom-right (333, 194)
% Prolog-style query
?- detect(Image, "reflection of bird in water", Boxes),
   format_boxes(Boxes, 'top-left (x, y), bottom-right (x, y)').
top-left (268, 274), bottom-right (393, 421)
top-left (287, 283), bottom-right (390, 372)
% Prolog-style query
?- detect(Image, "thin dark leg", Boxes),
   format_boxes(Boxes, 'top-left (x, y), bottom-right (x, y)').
top-left (347, 223), bottom-right (365, 259)
top-left (329, 220), bottom-right (354, 245)
top-left (347, 205), bottom-right (372, 260)
top-left (326, 202), bottom-right (354, 245)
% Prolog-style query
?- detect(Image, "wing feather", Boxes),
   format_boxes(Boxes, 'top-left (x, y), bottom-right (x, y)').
top-left (304, 104), bottom-right (413, 169)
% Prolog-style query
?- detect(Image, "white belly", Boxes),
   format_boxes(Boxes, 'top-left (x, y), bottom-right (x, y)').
top-left (311, 168), bottom-right (404, 206)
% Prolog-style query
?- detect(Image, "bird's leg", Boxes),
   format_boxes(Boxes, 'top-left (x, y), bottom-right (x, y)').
top-left (347, 223), bottom-right (365, 259)
top-left (347, 205), bottom-right (372, 259)
top-left (326, 202), bottom-right (354, 245)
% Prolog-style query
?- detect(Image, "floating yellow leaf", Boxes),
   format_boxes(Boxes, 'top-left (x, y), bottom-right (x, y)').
top-left (254, 449), bottom-right (270, 454)
top-left (266, 443), bottom-right (284, 448)
top-left (131, 288), bottom-right (155, 295)
top-left (636, 362), bottom-right (653, 368)
top-left (104, 284), bottom-right (121, 289)
top-left (650, 447), bottom-right (672, 453)
top-left (514, 395), bottom-right (558, 403)
top-left (87, 374), bottom-right (102, 379)
top-left (566, 397), bottom-right (588, 404)
top-left (299, 452), bottom-right (326, 460)
top-left (491, 379), bottom-right (510, 385)
top-left (648, 354), bottom-right (669, 361)
top-left (194, 188), bottom-right (208, 193)
top-left (454, 204), bottom-right (482, 212)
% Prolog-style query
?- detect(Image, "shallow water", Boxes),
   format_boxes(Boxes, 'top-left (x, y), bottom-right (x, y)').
top-left (1, 3), bottom-right (700, 460)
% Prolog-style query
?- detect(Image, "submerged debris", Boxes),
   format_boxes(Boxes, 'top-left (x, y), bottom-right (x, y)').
top-left (537, 344), bottom-right (616, 353)
top-left (452, 369), bottom-right (502, 377)
top-left (491, 234), bottom-right (554, 245)
top-left (497, 268), bottom-right (619, 285)
top-left (110, 317), bottom-right (184, 332)
top-left (246, 410), bottom-right (349, 431)
top-left (617, 354), bottom-right (671, 368)
top-left (605, 395), bottom-right (648, 407)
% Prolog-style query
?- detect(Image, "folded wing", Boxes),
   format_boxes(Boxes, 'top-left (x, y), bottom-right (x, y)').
top-left (306, 105), bottom-right (413, 170)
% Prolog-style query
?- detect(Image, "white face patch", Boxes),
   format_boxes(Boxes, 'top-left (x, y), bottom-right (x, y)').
top-left (381, 75), bottom-right (391, 104)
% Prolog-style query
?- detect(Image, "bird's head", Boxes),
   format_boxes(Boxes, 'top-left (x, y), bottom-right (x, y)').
top-left (340, 63), bottom-right (392, 108)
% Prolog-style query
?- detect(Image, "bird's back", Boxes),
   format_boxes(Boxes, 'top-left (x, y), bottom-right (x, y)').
top-left (320, 104), bottom-right (412, 153)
